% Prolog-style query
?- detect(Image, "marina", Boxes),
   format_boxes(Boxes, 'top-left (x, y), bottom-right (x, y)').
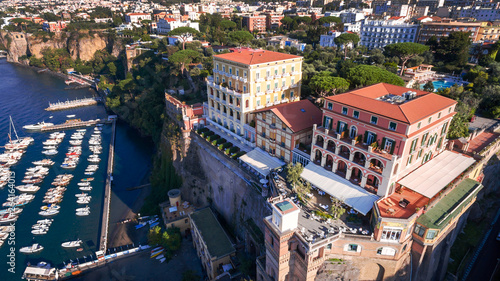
top-left (45, 97), bottom-right (100, 111)
top-left (99, 118), bottom-right (116, 252)
top-left (40, 118), bottom-right (113, 132)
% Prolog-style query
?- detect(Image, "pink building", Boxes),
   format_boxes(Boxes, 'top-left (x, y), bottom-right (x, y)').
top-left (42, 21), bottom-right (67, 32)
top-left (165, 92), bottom-right (205, 132)
top-left (307, 83), bottom-right (457, 198)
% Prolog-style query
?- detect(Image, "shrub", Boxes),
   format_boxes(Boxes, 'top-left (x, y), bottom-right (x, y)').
top-left (216, 138), bottom-right (227, 146)
top-left (232, 151), bottom-right (246, 159)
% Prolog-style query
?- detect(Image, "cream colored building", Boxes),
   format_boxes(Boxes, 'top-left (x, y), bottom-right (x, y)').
top-left (206, 49), bottom-right (303, 146)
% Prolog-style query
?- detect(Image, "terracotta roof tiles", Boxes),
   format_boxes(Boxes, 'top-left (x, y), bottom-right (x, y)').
top-left (255, 99), bottom-right (322, 132)
top-left (326, 83), bottom-right (456, 124)
top-left (214, 49), bottom-right (302, 65)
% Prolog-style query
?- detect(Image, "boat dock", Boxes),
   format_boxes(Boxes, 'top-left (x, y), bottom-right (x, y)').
top-left (45, 97), bottom-right (100, 111)
top-left (99, 118), bottom-right (116, 253)
top-left (40, 119), bottom-right (111, 132)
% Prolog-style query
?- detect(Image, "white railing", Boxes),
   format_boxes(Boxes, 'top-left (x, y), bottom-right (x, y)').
top-left (266, 89), bottom-right (273, 94)
top-left (256, 78), bottom-right (264, 82)
top-left (256, 105), bottom-right (265, 110)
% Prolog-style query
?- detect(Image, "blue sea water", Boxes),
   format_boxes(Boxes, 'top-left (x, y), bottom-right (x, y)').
top-left (0, 59), bottom-right (153, 279)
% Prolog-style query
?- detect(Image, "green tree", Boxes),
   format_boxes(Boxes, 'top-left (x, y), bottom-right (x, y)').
top-left (229, 30), bottom-right (253, 46)
top-left (334, 33), bottom-right (360, 60)
top-left (220, 19), bottom-right (236, 30)
top-left (280, 17), bottom-right (294, 30)
top-left (329, 198), bottom-right (346, 219)
top-left (168, 49), bottom-right (200, 75)
top-left (384, 42), bottom-right (429, 76)
top-left (423, 81), bottom-right (434, 92)
top-left (107, 62), bottom-right (117, 77)
top-left (318, 16), bottom-right (341, 25)
top-left (346, 65), bottom-right (405, 87)
top-left (436, 31), bottom-right (472, 66)
top-left (309, 71), bottom-right (349, 97)
top-left (286, 163), bottom-right (303, 190)
top-left (168, 27), bottom-right (199, 50)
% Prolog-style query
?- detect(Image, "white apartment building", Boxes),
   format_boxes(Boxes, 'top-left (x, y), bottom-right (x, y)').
top-left (125, 13), bottom-right (151, 23)
top-left (325, 9), bottom-right (365, 23)
top-left (320, 31), bottom-right (342, 48)
top-left (453, 6), bottom-right (500, 21)
top-left (344, 22), bottom-right (361, 33)
top-left (156, 19), bottom-right (200, 35)
top-left (360, 19), bottom-right (419, 50)
top-left (206, 49), bottom-right (303, 146)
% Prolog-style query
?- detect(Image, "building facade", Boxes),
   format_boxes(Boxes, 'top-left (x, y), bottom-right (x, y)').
top-left (417, 20), bottom-right (484, 43)
top-left (360, 19), bottom-right (419, 49)
top-left (125, 13), bottom-right (151, 23)
top-left (156, 18), bottom-right (200, 35)
top-left (254, 100), bottom-right (322, 163)
top-left (206, 49), bottom-right (303, 145)
top-left (242, 15), bottom-right (267, 32)
top-left (309, 83), bottom-right (456, 197)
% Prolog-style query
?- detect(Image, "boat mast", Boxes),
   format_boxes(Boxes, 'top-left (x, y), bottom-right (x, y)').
top-left (9, 116), bottom-right (19, 141)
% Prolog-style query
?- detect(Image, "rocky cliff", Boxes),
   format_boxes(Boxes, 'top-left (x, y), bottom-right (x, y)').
top-left (0, 31), bottom-right (123, 63)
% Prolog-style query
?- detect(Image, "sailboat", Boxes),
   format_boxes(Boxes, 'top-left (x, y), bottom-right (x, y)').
top-left (5, 116), bottom-right (34, 148)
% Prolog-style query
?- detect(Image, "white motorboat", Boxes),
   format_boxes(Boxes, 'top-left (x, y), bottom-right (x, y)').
top-left (76, 199), bottom-right (90, 204)
top-left (75, 193), bottom-right (89, 198)
top-left (88, 157), bottom-right (100, 163)
top-left (67, 115), bottom-right (76, 118)
top-left (77, 182), bottom-right (90, 186)
top-left (40, 205), bottom-right (60, 210)
top-left (39, 209), bottom-right (59, 216)
top-left (76, 129), bottom-right (86, 132)
top-left (0, 208), bottom-right (22, 215)
top-left (0, 213), bottom-right (18, 224)
top-left (76, 210), bottom-right (90, 216)
top-left (23, 121), bottom-right (54, 130)
top-left (76, 206), bottom-right (89, 212)
top-left (19, 243), bottom-right (44, 254)
top-left (84, 171), bottom-right (95, 176)
top-left (15, 185), bottom-right (40, 193)
top-left (70, 135), bottom-right (84, 140)
top-left (61, 239), bottom-right (82, 248)
top-left (61, 163), bottom-right (77, 169)
top-left (31, 229), bottom-right (47, 235)
top-left (42, 150), bottom-right (58, 156)
top-left (43, 145), bottom-right (57, 150)
top-left (32, 224), bottom-right (49, 230)
top-left (69, 140), bottom-right (82, 146)
top-left (42, 140), bottom-right (58, 146)
top-left (37, 219), bottom-right (53, 225)
top-left (79, 186), bottom-right (92, 191)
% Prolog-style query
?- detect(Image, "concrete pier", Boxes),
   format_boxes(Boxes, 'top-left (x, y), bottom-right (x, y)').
top-left (40, 119), bottom-right (111, 132)
top-left (45, 97), bottom-right (99, 111)
top-left (99, 119), bottom-right (116, 252)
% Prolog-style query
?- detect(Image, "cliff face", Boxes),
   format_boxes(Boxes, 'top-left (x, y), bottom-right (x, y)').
top-left (0, 31), bottom-right (124, 63)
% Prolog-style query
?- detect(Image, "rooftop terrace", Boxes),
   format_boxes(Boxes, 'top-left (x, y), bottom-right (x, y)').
top-left (190, 208), bottom-right (235, 258)
top-left (417, 178), bottom-right (482, 230)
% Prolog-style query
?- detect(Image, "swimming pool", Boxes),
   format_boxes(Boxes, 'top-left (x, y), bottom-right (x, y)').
top-left (420, 80), bottom-right (464, 91)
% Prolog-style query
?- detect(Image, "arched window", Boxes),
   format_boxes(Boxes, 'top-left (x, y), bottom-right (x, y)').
top-left (245, 100), bottom-right (249, 108)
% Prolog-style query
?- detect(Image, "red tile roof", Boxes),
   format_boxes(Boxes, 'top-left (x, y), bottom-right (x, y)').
top-left (214, 49), bottom-right (302, 65)
top-left (255, 99), bottom-right (322, 132)
top-left (326, 83), bottom-right (457, 124)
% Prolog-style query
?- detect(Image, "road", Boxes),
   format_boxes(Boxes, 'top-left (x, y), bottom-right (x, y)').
top-left (465, 219), bottom-right (500, 281)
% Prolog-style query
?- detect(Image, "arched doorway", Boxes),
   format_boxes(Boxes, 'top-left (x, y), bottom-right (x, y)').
top-left (327, 140), bottom-right (336, 153)
top-left (350, 167), bottom-right (362, 184)
top-left (353, 151), bottom-right (366, 166)
top-left (314, 150), bottom-right (322, 164)
top-left (325, 155), bottom-right (334, 171)
top-left (339, 145), bottom-right (350, 160)
top-left (316, 135), bottom-right (324, 148)
top-left (336, 160), bottom-right (347, 177)
top-left (369, 158), bottom-right (384, 174)
top-left (349, 125), bottom-right (357, 139)
top-left (366, 174), bottom-right (380, 194)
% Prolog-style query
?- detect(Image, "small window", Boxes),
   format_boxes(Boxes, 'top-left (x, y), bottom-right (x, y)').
top-left (257, 86), bottom-right (260, 93)
top-left (327, 103), bottom-right (333, 110)
top-left (291, 91), bottom-right (294, 98)
top-left (389, 122), bottom-right (397, 131)
top-left (236, 70), bottom-right (239, 76)
top-left (371, 116), bottom-right (378, 125)
top-left (438, 112), bottom-right (441, 118)
top-left (426, 230), bottom-right (437, 240)
top-left (414, 225), bottom-right (425, 237)
top-left (291, 66), bottom-right (295, 72)
top-left (448, 107), bottom-right (452, 113)
top-left (407, 155), bottom-right (413, 166)
top-left (428, 117), bottom-right (432, 124)
top-left (347, 244), bottom-right (358, 252)
top-left (417, 122), bottom-right (421, 129)
top-left (353, 110), bottom-right (359, 119)
top-left (184, 219), bottom-right (188, 223)
top-left (342, 107), bottom-right (348, 115)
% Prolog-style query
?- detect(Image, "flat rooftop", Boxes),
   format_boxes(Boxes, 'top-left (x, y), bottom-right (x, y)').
top-left (417, 178), bottom-right (482, 230)
top-left (467, 131), bottom-right (500, 154)
top-left (398, 150), bottom-right (475, 198)
top-left (468, 116), bottom-right (499, 132)
top-left (161, 200), bottom-right (195, 223)
top-left (377, 187), bottom-right (429, 219)
top-left (190, 208), bottom-right (235, 259)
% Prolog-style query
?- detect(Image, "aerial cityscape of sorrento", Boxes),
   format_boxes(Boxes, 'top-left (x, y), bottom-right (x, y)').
top-left (1, 0), bottom-right (500, 280)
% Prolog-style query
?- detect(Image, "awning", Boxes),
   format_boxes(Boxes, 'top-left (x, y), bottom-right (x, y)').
top-left (300, 163), bottom-right (379, 215)
top-left (398, 150), bottom-right (476, 198)
top-left (239, 148), bottom-right (285, 177)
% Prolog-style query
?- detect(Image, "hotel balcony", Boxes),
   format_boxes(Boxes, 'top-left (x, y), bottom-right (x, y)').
top-left (256, 105), bottom-right (265, 110)
top-left (238, 77), bottom-right (248, 83)
top-left (265, 76), bottom-right (273, 81)
top-left (256, 78), bottom-right (264, 82)
top-left (266, 89), bottom-right (273, 94)
top-left (292, 71), bottom-right (300, 75)
top-left (256, 91), bottom-right (265, 96)
top-left (283, 73), bottom-right (290, 77)
top-left (290, 83), bottom-right (298, 88)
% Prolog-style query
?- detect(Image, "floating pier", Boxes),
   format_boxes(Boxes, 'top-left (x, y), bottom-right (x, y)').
top-left (40, 119), bottom-right (111, 132)
top-left (45, 97), bottom-right (100, 111)
top-left (99, 118), bottom-right (116, 253)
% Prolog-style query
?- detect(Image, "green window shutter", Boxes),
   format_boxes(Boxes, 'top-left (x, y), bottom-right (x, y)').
top-left (410, 139), bottom-right (416, 153)
top-left (381, 138), bottom-right (387, 150)
top-left (421, 134), bottom-right (426, 145)
top-left (336, 121), bottom-right (340, 133)
top-left (323, 116), bottom-right (327, 128)
top-left (373, 134), bottom-right (378, 145)
top-left (343, 123), bottom-right (348, 132)
top-left (437, 136), bottom-right (443, 148)
top-left (390, 140), bottom-right (395, 154)
top-left (329, 119), bottom-right (333, 130)
top-left (364, 131), bottom-right (369, 143)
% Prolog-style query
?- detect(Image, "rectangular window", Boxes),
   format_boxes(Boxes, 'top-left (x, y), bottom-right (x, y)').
top-left (282, 80), bottom-right (285, 87)
top-left (267, 84), bottom-right (270, 90)
top-left (256, 72), bottom-right (260, 79)
top-left (428, 117), bottom-right (432, 124)
top-left (223, 66), bottom-right (225, 72)
top-left (257, 86), bottom-right (261, 93)
top-left (347, 244), bottom-right (358, 252)
top-left (421, 132), bottom-right (428, 145)
top-left (342, 107), bottom-right (348, 115)
top-left (229, 68), bottom-right (232, 74)
top-left (291, 91), bottom-right (294, 98)
top-left (275, 69), bottom-right (278, 75)
top-left (417, 149), bottom-right (423, 158)
top-left (410, 138), bottom-right (418, 153)
top-left (291, 66), bottom-right (295, 72)
top-left (236, 70), bottom-right (239, 76)
top-left (274, 82), bottom-right (278, 89)
top-left (291, 78), bottom-right (295, 85)
top-left (381, 227), bottom-right (402, 242)
top-left (327, 103), bottom-right (333, 110)
top-left (417, 122), bottom-right (421, 129)
top-left (414, 225), bottom-right (425, 237)
top-left (441, 122), bottom-right (448, 135)
top-left (353, 110), bottom-right (359, 119)
top-left (282, 67), bottom-right (285, 74)
top-left (389, 122), bottom-right (397, 131)
top-left (426, 230), bottom-right (437, 240)
top-left (407, 155), bottom-right (413, 166)
top-left (438, 112), bottom-right (441, 118)
top-left (371, 116), bottom-right (378, 125)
